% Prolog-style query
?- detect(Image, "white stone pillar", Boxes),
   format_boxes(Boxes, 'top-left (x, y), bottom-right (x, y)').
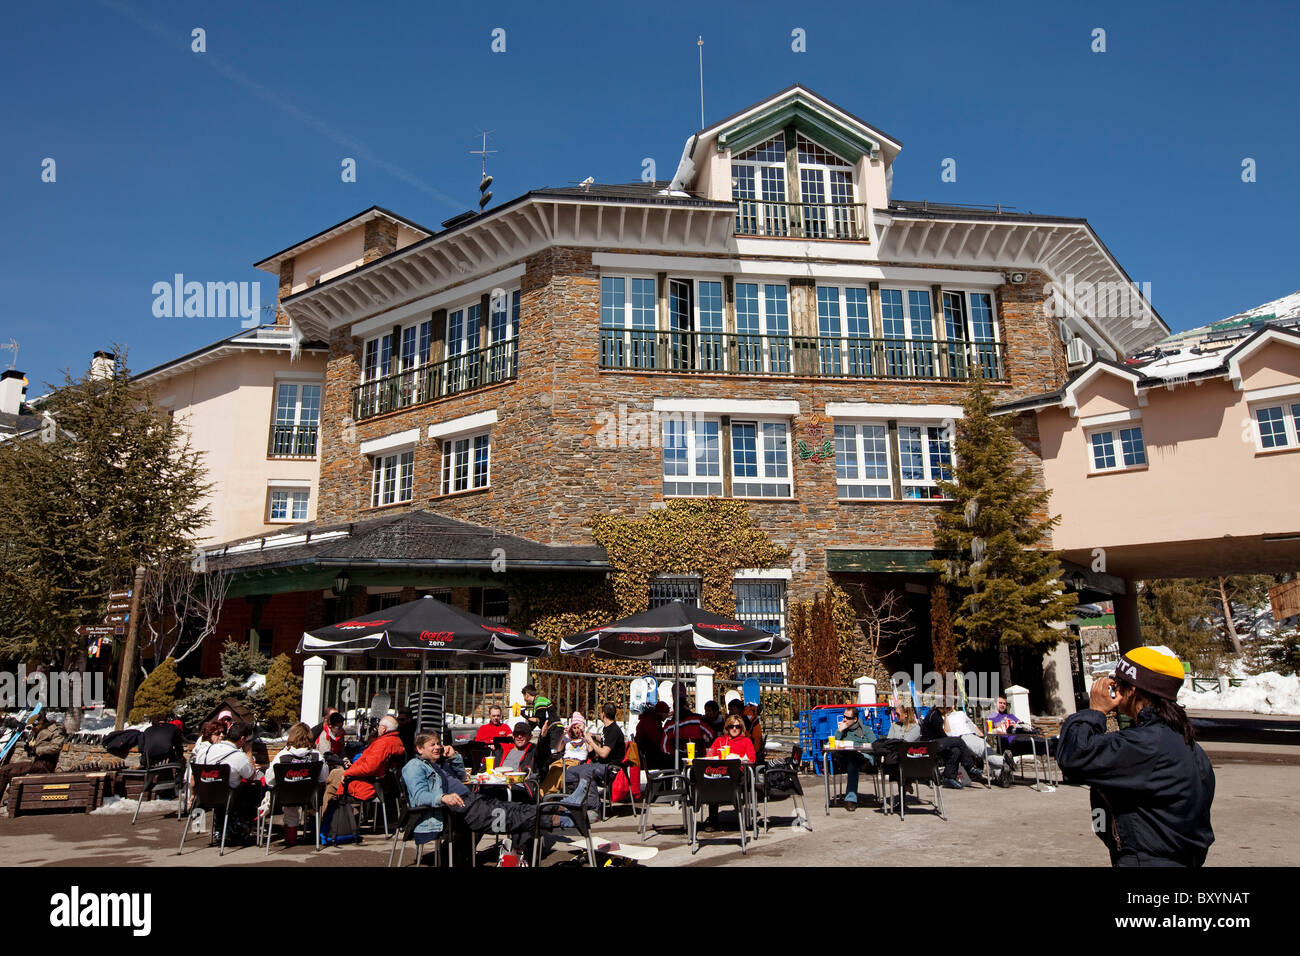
top-left (1005, 683), bottom-right (1031, 727)
top-left (300, 656), bottom-right (326, 726)
top-left (1217, 675), bottom-right (1230, 695)
top-left (508, 660), bottom-right (529, 709)
top-left (694, 666), bottom-right (714, 709)
top-left (855, 676), bottom-right (877, 705)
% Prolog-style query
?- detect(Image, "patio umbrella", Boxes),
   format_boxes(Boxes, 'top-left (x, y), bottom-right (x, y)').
top-left (299, 595), bottom-right (547, 731)
top-left (559, 601), bottom-right (790, 767)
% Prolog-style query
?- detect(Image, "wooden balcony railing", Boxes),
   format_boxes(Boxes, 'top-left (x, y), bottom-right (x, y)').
top-left (599, 327), bottom-right (1005, 381)
top-left (734, 200), bottom-right (869, 240)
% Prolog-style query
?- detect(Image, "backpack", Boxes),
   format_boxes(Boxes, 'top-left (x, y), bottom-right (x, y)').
top-left (322, 788), bottom-right (362, 846)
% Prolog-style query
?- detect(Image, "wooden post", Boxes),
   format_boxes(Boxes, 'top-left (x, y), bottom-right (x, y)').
top-left (113, 565), bottom-right (147, 731)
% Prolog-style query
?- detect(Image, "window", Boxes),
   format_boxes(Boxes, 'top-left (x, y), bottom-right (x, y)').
top-left (1089, 426), bottom-right (1147, 472)
top-left (662, 416), bottom-right (722, 496)
top-left (941, 290), bottom-right (1001, 378)
top-left (601, 276), bottom-right (658, 369)
top-left (268, 488), bottom-right (309, 522)
top-left (880, 289), bottom-right (937, 378)
top-left (735, 282), bottom-right (790, 373)
top-left (899, 424), bottom-right (954, 498)
top-left (732, 136), bottom-right (788, 236)
top-left (371, 450), bottom-right (414, 507)
top-left (650, 576), bottom-right (701, 608)
top-left (446, 303), bottom-right (482, 393)
top-left (817, 286), bottom-right (873, 376)
top-left (796, 135), bottom-right (856, 239)
top-left (731, 134), bottom-right (858, 238)
top-left (270, 382), bottom-right (320, 456)
top-left (730, 421), bottom-right (791, 497)
top-left (834, 423), bottom-right (892, 498)
top-left (488, 290), bottom-right (520, 381)
top-left (733, 576), bottom-right (788, 681)
top-left (441, 432), bottom-right (490, 495)
top-left (1253, 402), bottom-right (1300, 450)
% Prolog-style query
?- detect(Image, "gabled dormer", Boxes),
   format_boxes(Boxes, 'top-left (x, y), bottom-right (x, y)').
top-left (673, 85), bottom-right (902, 241)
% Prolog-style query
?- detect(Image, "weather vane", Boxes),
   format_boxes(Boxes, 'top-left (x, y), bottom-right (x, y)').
top-left (471, 131), bottom-right (498, 211)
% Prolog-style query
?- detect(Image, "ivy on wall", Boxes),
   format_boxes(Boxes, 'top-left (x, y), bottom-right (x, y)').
top-left (515, 500), bottom-right (788, 688)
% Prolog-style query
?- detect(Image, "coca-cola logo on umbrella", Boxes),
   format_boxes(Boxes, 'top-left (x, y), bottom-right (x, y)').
top-left (620, 634), bottom-right (666, 645)
top-left (419, 631), bottom-right (454, 644)
top-left (336, 619), bottom-right (392, 630)
top-left (698, 624), bottom-right (743, 631)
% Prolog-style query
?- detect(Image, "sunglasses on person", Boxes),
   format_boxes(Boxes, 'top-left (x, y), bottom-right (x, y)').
top-left (726, 722), bottom-right (744, 732)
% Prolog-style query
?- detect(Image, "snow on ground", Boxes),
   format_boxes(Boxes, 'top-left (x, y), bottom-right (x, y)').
top-left (243, 673), bottom-right (266, 693)
top-left (91, 796), bottom-right (180, 816)
top-left (75, 709), bottom-right (147, 736)
top-left (1178, 672), bottom-right (1300, 715)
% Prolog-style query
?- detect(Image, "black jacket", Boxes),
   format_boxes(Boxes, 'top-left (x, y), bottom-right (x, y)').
top-left (1056, 707), bottom-right (1215, 867)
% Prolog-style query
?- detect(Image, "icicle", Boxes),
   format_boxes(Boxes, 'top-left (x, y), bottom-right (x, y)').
top-left (964, 499), bottom-right (979, 527)
top-left (971, 536), bottom-right (986, 562)
top-left (289, 317), bottom-right (303, 362)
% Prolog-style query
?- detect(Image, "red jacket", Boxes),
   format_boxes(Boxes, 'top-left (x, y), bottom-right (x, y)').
top-left (475, 721), bottom-right (514, 746)
top-left (707, 735), bottom-right (756, 762)
top-left (342, 731), bottom-right (407, 801)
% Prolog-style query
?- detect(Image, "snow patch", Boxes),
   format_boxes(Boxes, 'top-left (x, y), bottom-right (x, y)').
top-left (91, 796), bottom-right (180, 816)
top-left (1178, 671), bottom-right (1300, 715)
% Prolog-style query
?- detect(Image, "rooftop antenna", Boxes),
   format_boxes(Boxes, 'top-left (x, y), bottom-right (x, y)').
top-left (0, 339), bottom-right (16, 370)
top-left (470, 130), bottom-right (497, 211)
top-left (697, 36), bottom-right (705, 128)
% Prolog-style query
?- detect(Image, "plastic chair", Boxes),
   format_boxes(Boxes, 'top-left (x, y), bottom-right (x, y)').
top-left (531, 793), bottom-right (595, 866)
top-left (881, 741), bottom-right (947, 821)
top-left (688, 759), bottom-right (749, 855)
top-left (261, 758), bottom-right (325, 855)
top-left (178, 763), bottom-right (235, 856)
top-left (755, 747), bottom-right (811, 834)
top-left (126, 750), bottom-right (186, 825)
top-left (637, 766), bottom-right (689, 841)
top-left (387, 775), bottom-right (456, 868)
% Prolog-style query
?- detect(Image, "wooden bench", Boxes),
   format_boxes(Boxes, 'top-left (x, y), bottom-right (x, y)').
top-left (7, 773), bottom-right (106, 816)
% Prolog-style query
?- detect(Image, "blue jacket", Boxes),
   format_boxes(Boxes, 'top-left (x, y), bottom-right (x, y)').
top-left (1056, 707), bottom-right (1215, 867)
top-left (401, 753), bottom-right (466, 836)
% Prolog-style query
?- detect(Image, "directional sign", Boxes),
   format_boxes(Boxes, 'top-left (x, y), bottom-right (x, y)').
top-left (103, 613), bottom-right (129, 625)
top-left (106, 601), bottom-right (132, 613)
top-left (108, 589), bottom-right (133, 601)
top-left (75, 625), bottom-right (116, 637)
top-left (114, 625), bottom-right (125, 636)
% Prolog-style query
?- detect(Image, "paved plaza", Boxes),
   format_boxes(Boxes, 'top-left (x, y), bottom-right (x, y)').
top-left (1, 758), bottom-right (1294, 868)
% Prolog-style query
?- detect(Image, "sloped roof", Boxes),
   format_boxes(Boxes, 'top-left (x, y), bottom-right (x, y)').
top-left (207, 509), bottom-right (608, 574)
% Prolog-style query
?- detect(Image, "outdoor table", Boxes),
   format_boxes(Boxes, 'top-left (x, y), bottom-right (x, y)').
top-left (469, 770), bottom-right (530, 802)
top-left (822, 740), bottom-right (890, 814)
top-left (986, 733), bottom-right (1059, 790)
top-left (684, 755), bottom-right (759, 839)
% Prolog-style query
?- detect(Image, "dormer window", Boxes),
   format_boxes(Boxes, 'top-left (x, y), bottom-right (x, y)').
top-left (731, 133), bottom-right (861, 239)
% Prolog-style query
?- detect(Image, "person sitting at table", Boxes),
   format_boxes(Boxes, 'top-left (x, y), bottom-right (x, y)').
top-left (265, 722), bottom-right (330, 846)
top-left (921, 704), bottom-right (986, 789)
top-left (493, 721), bottom-right (541, 799)
top-left (948, 706), bottom-right (1016, 786)
top-left (636, 702), bottom-right (669, 770)
top-left (309, 706), bottom-right (338, 745)
top-left (887, 704), bottom-right (922, 742)
top-left (316, 710), bottom-right (347, 767)
top-left (702, 700), bottom-right (725, 736)
top-left (988, 695), bottom-right (1021, 731)
top-left (833, 707), bottom-right (877, 812)
top-left (474, 705), bottom-right (513, 748)
top-left (403, 733), bottom-right (591, 863)
top-left (559, 713), bottom-right (590, 763)
top-left (321, 714), bottom-right (406, 822)
top-left (196, 720), bottom-right (263, 845)
top-left (395, 707), bottom-right (417, 758)
top-left (699, 715), bottom-right (756, 830)
top-left (564, 703), bottom-right (626, 808)
top-left (663, 703), bottom-right (715, 759)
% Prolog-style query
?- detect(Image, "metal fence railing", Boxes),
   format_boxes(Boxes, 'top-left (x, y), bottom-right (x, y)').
top-left (322, 668), bottom-right (508, 723)
top-left (716, 679), bottom-right (858, 738)
top-left (529, 669), bottom-right (641, 722)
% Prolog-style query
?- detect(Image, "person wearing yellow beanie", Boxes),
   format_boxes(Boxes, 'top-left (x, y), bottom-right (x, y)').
top-left (1055, 646), bottom-right (1215, 867)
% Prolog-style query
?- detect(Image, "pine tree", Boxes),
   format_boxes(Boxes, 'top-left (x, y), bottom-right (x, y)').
top-left (930, 583), bottom-right (959, 676)
top-left (128, 656), bottom-right (182, 724)
top-left (1138, 579), bottom-right (1218, 671)
top-left (0, 351), bottom-right (211, 726)
top-left (929, 372), bottom-right (1077, 685)
top-left (263, 654), bottom-right (302, 731)
top-left (177, 639), bottom-right (269, 726)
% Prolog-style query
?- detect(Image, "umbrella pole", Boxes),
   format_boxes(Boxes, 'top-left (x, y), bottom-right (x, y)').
top-left (417, 650), bottom-right (427, 734)
top-left (674, 643), bottom-right (681, 771)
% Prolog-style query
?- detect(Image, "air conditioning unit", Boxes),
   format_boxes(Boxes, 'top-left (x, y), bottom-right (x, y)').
top-left (1067, 337), bottom-right (1093, 367)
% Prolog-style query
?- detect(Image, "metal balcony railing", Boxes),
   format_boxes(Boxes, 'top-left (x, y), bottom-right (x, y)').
top-left (352, 338), bottom-right (517, 421)
top-left (734, 200), bottom-right (869, 240)
top-left (268, 424), bottom-right (318, 457)
top-left (599, 327), bottom-right (1005, 381)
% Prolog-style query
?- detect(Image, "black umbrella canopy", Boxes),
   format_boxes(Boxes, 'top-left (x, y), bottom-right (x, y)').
top-left (559, 601), bottom-right (791, 661)
top-left (299, 595), bottom-right (546, 662)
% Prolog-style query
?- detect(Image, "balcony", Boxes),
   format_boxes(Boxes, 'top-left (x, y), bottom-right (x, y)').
top-left (352, 338), bottom-right (517, 421)
top-left (734, 200), bottom-right (869, 240)
top-left (268, 424), bottom-right (318, 457)
top-left (599, 328), bottom-right (1005, 381)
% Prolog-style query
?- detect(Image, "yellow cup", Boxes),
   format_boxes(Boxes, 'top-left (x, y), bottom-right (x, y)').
top-left (686, 742), bottom-right (696, 759)
top-left (827, 735), bottom-right (836, 750)
top-left (721, 746), bottom-right (730, 759)
top-left (485, 756), bottom-right (495, 773)
top-left (512, 702), bottom-right (520, 717)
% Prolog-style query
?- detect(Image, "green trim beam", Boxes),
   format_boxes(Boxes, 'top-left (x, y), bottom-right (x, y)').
top-left (718, 96), bottom-right (880, 162)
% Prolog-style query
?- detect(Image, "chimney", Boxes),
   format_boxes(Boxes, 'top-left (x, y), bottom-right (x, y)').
top-left (89, 350), bottom-right (115, 381)
top-left (1, 369), bottom-right (27, 416)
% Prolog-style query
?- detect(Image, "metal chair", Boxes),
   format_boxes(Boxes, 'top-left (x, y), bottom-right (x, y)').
top-left (637, 765), bottom-right (689, 840)
top-left (261, 758), bottom-right (325, 855)
top-left (531, 793), bottom-right (595, 867)
top-left (126, 750), bottom-right (186, 825)
top-left (755, 748), bottom-right (811, 834)
top-left (881, 741), bottom-right (947, 821)
top-left (688, 759), bottom-right (749, 855)
top-left (178, 763), bottom-right (235, 856)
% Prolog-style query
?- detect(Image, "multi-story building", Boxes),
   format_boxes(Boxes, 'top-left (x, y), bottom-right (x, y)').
top-left (207, 85), bottom-right (1166, 700)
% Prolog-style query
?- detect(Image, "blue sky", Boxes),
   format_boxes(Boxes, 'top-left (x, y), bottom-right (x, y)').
top-left (2, 0), bottom-right (1297, 390)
